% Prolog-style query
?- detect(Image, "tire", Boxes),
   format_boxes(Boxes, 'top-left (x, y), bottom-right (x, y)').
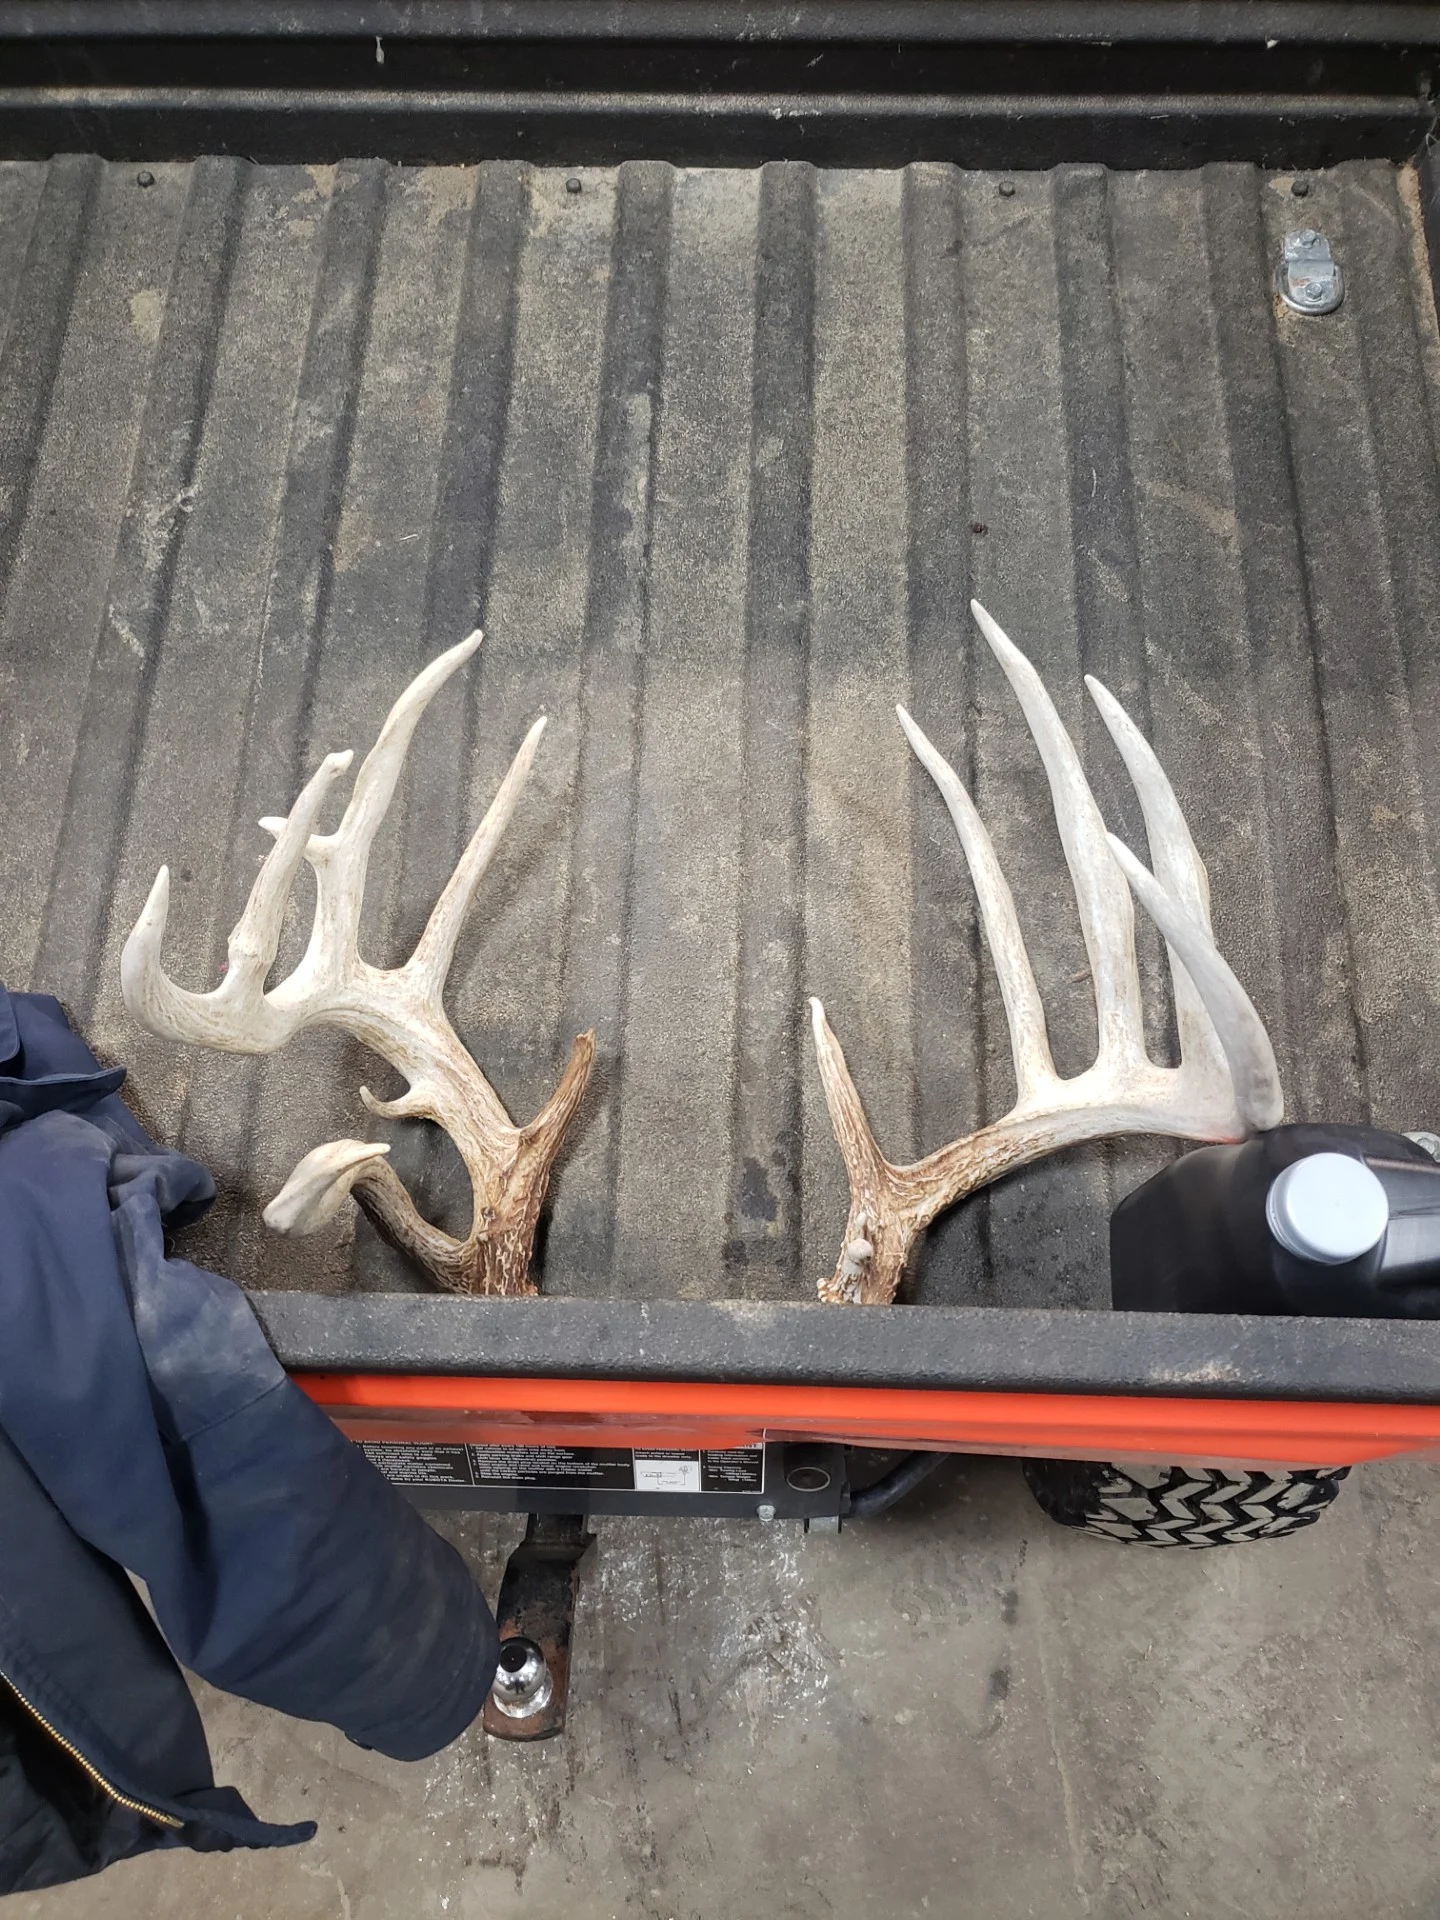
top-left (1022, 1458), bottom-right (1349, 1547)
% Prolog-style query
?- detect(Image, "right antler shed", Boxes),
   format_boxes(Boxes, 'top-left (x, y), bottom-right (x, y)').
top-left (122, 632), bottom-right (594, 1298)
top-left (811, 601), bottom-right (1283, 1305)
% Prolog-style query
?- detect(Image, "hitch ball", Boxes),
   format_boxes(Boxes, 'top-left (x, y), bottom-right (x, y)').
top-left (490, 1637), bottom-right (554, 1720)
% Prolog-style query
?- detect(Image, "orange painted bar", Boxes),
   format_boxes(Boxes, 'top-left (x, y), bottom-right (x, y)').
top-left (293, 1372), bottom-right (1440, 1468)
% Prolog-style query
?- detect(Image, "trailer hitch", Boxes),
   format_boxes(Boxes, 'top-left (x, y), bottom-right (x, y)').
top-left (483, 1512), bottom-right (595, 1741)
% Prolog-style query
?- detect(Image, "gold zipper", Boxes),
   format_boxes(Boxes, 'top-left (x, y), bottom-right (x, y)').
top-left (0, 1671), bottom-right (184, 1829)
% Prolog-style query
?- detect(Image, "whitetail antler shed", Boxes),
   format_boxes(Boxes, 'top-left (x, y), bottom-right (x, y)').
top-left (810, 600), bottom-right (1282, 1305)
top-left (122, 630), bottom-right (594, 1297)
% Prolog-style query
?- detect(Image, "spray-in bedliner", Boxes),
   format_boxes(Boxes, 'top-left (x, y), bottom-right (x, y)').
top-left (2, 155), bottom-right (1437, 1311)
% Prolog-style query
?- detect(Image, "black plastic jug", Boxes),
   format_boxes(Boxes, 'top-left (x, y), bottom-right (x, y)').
top-left (1111, 1124), bottom-right (1440, 1318)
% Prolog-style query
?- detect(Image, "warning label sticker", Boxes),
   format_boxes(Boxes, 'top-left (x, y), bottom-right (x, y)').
top-left (359, 1441), bottom-right (476, 1486)
top-left (633, 1451), bottom-right (702, 1494)
top-left (697, 1448), bottom-right (766, 1494)
top-left (468, 1445), bottom-right (634, 1489)
top-left (361, 1440), bottom-right (765, 1495)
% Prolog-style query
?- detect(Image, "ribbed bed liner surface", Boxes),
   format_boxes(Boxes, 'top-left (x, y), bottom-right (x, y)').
top-left (1, 154), bottom-right (1437, 1307)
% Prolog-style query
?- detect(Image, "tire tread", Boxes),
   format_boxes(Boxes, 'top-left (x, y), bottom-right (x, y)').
top-left (1022, 1458), bottom-right (1348, 1547)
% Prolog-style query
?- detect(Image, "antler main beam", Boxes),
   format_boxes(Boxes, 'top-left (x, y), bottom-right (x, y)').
top-left (810, 601), bottom-right (1282, 1305)
top-left (122, 631), bottom-right (594, 1297)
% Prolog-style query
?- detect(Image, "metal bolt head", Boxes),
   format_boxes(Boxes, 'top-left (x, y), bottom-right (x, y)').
top-left (756, 1502), bottom-right (777, 1522)
top-left (1291, 178), bottom-right (1310, 198)
top-left (1278, 229), bottom-right (1343, 315)
top-left (566, 176), bottom-right (583, 195)
top-left (136, 170), bottom-right (155, 189)
top-left (998, 179), bottom-right (1016, 198)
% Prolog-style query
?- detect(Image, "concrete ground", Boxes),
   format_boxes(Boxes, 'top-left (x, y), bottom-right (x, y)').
top-left (15, 1451), bottom-right (1440, 1920)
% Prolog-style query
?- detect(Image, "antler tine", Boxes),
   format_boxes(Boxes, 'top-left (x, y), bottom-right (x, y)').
top-left (229, 751), bottom-right (354, 992)
top-left (121, 868), bottom-right (196, 1043)
top-left (970, 600), bottom-right (1146, 1072)
top-left (1085, 672), bottom-right (1227, 1082)
top-left (896, 703), bottom-right (1055, 1105)
top-left (121, 747), bottom-right (355, 1051)
top-left (305, 627), bottom-right (486, 970)
top-left (407, 714), bottom-right (548, 1007)
top-left (1106, 833), bottom-right (1283, 1131)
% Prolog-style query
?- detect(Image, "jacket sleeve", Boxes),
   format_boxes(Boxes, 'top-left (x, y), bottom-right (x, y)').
top-left (150, 1359), bottom-right (500, 1762)
top-left (0, 1103), bottom-right (497, 1763)
top-left (111, 1141), bottom-right (501, 1761)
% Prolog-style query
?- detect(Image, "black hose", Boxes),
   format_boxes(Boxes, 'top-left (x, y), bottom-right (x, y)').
top-left (843, 1451), bottom-right (948, 1518)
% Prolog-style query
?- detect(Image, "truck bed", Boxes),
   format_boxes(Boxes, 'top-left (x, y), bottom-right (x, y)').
top-left (3, 152), bottom-right (1438, 1320)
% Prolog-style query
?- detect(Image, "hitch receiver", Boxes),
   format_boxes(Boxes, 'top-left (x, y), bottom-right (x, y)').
top-left (483, 1513), bottom-right (594, 1741)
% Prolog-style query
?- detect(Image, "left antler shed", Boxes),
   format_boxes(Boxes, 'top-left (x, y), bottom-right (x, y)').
top-left (122, 630), bottom-right (594, 1297)
top-left (810, 601), bottom-right (1283, 1306)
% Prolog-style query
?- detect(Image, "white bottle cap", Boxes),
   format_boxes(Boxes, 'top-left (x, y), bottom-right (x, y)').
top-left (1266, 1153), bottom-right (1390, 1266)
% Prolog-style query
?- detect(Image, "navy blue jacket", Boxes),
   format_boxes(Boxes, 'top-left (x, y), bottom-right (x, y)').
top-left (0, 987), bottom-right (498, 1891)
